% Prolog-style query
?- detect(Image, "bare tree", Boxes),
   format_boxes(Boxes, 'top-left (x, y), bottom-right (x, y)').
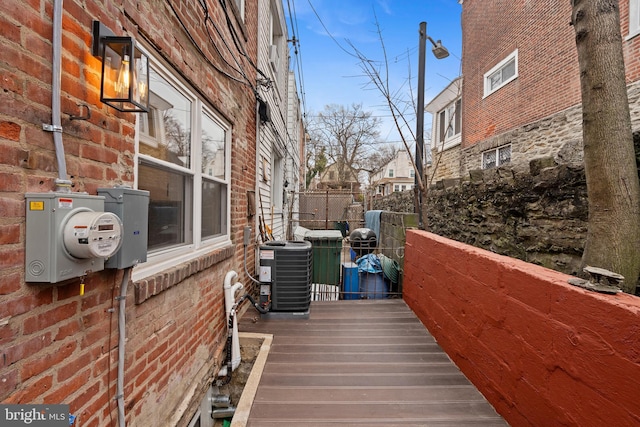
top-left (308, 103), bottom-right (385, 187)
top-left (571, 0), bottom-right (640, 293)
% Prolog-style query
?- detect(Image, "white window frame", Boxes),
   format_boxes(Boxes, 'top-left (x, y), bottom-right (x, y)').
top-left (133, 49), bottom-right (231, 281)
top-left (482, 145), bottom-right (512, 169)
top-left (483, 50), bottom-right (518, 98)
top-left (629, 0), bottom-right (640, 38)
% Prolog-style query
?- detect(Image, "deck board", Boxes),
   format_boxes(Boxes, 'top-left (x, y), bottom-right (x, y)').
top-left (238, 299), bottom-right (508, 426)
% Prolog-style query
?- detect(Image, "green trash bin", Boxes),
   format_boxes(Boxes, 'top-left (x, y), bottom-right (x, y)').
top-left (304, 230), bottom-right (343, 285)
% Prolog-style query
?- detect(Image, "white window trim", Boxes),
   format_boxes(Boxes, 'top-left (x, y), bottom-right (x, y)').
top-left (628, 0), bottom-right (640, 39)
top-left (132, 48), bottom-right (231, 282)
top-left (483, 49), bottom-right (518, 98)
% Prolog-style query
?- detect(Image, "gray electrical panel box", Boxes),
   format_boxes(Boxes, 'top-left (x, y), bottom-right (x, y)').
top-left (98, 187), bottom-right (149, 269)
top-left (25, 192), bottom-right (123, 283)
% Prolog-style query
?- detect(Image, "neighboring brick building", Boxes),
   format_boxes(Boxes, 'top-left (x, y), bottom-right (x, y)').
top-left (428, 0), bottom-right (640, 180)
top-left (0, 0), bottom-right (299, 425)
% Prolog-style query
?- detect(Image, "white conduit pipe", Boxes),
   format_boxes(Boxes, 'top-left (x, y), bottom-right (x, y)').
top-left (52, 0), bottom-right (71, 191)
top-left (117, 268), bottom-right (132, 427)
top-left (223, 271), bottom-right (244, 372)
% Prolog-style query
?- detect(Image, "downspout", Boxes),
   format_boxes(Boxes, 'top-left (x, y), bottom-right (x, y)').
top-left (51, 0), bottom-right (72, 192)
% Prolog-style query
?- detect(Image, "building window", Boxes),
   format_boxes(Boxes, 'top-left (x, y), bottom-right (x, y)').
top-left (136, 57), bottom-right (230, 269)
top-left (269, 4), bottom-right (284, 79)
top-left (630, 0), bottom-right (640, 37)
top-left (484, 50), bottom-right (518, 97)
top-left (271, 151), bottom-right (284, 209)
top-left (482, 145), bottom-right (511, 169)
top-left (410, 169), bottom-right (415, 178)
top-left (437, 98), bottom-right (461, 145)
top-left (394, 185), bottom-right (400, 192)
top-left (388, 169), bottom-right (394, 177)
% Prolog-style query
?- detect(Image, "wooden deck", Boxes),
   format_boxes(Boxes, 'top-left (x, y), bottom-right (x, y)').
top-left (238, 299), bottom-right (508, 426)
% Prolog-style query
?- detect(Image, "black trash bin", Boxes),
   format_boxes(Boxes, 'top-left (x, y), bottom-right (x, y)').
top-left (349, 228), bottom-right (377, 258)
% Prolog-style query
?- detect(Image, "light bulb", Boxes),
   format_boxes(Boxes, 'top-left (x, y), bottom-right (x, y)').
top-left (115, 54), bottom-right (130, 98)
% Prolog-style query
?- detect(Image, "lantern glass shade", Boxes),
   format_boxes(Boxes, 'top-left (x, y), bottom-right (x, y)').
top-left (100, 37), bottom-right (149, 112)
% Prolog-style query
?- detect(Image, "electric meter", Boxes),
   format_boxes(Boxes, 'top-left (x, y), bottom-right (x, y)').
top-left (63, 211), bottom-right (123, 259)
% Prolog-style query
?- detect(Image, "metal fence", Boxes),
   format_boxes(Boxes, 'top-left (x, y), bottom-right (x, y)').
top-left (286, 190), bottom-right (406, 300)
top-left (307, 236), bottom-right (403, 301)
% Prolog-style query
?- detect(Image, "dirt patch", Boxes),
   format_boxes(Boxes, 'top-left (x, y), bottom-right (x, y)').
top-left (213, 336), bottom-right (263, 426)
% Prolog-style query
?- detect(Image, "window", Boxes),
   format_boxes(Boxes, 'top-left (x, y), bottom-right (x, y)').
top-left (437, 98), bottom-right (461, 147)
top-left (269, 4), bottom-right (284, 79)
top-left (394, 185), bottom-right (400, 192)
top-left (388, 169), bottom-right (394, 177)
top-left (482, 145), bottom-right (511, 169)
top-left (484, 50), bottom-right (518, 97)
top-left (136, 57), bottom-right (230, 271)
top-left (410, 169), bottom-right (415, 178)
top-left (271, 151), bottom-right (284, 210)
top-left (630, 0), bottom-right (640, 37)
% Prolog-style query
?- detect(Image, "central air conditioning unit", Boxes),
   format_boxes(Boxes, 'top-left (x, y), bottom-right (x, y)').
top-left (259, 240), bottom-right (312, 313)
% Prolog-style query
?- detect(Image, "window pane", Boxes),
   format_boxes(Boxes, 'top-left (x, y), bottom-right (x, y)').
top-left (140, 69), bottom-right (192, 168)
top-left (439, 111), bottom-right (446, 142)
top-left (490, 71), bottom-right (502, 90)
top-left (201, 113), bottom-right (226, 179)
top-left (502, 59), bottom-right (516, 81)
top-left (498, 145), bottom-right (512, 165)
top-left (201, 179), bottom-right (227, 240)
top-left (483, 151), bottom-right (497, 169)
top-left (139, 162), bottom-right (192, 251)
top-left (454, 99), bottom-right (461, 135)
top-left (446, 105), bottom-right (455, 137)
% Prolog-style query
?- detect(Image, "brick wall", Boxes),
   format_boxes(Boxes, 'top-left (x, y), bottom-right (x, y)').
top-left (403, 231), bottom-right (640, 426)
top-left (1, 0), bottom-right (259, 425)
top-left (461, 0), bottom-right (581, 147)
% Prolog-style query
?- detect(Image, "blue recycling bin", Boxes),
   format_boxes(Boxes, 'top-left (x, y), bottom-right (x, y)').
top-left (359, 272), bottom-right (388, 299)
top-left (342, 262), bottom-right (359, 300)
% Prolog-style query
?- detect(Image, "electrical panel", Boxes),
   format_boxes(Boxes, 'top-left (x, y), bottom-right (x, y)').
top-left (25, 192), bottom-right (123, 283)
top-left (98, 187), bottom-right (149, 269)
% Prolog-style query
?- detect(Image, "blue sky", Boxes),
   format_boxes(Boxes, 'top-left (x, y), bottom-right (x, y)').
top-left (286, 0), bottom-right (463, 145)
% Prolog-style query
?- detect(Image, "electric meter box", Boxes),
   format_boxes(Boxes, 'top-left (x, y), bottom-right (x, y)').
top-left (25, 192), bottom-right (123, 283)
top-left (98, 187), bottom-right (149, 269)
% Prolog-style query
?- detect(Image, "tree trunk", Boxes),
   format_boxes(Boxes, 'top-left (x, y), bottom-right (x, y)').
top-left (572, 0), bottom-right (640, 294)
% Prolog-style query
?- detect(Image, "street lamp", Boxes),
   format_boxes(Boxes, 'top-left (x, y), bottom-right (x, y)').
top-left (415, 21), bottom-right (449, 229)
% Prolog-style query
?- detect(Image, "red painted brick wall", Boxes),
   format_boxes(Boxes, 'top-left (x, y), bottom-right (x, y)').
top-left (1, 0), bottom-right (259, 425)
top-left (461, 0), bottom-right (640, 147)
top-left (403, 231), bottom-right (640, 427)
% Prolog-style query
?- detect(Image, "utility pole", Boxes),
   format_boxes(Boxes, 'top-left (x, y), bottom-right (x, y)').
top-left (415, 22), bottom-right (427, 229)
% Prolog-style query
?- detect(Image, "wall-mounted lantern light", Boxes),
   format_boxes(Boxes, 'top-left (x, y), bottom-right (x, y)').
top-left (92, 21), bottom-right (149, 113)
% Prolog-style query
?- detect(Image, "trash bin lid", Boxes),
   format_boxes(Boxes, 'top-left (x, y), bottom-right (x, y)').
top-left (304, 230), bottom-right (344, 240)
